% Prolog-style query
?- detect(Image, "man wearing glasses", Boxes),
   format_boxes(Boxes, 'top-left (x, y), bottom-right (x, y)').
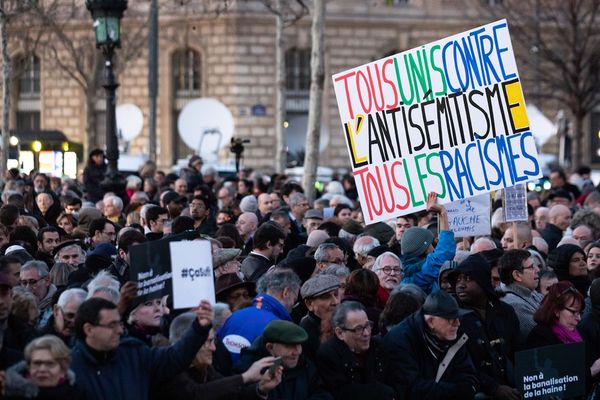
top-left (189, 195), bottom-right (216, 236)
top-left (40, 288), bottom-right (87, 346)
top-left (383, 290), bottom-right (478, 399)
top-left (372, 251), bottom-right (403, 305)
top-left (88, 218), bottom-right (117, 248)
top-left (316, 301), bottom-right (395, 400)
top-left (71, 297), bottom-right (213, 400)
top-left (19, 260), bottom-right (57, 329)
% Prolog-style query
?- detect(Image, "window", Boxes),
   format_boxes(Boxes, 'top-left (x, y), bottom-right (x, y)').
top-left (14, 54), bottom-right (41, 131)
top-left (171, 48), bottom-right (201, 163)
top-left (285, 47), bottom-right (311, 112)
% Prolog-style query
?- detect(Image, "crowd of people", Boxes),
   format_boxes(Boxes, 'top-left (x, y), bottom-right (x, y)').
top-left (0, 150), bottom-right (598, 399)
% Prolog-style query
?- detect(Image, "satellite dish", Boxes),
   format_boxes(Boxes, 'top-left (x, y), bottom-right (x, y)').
top-left (116, 104), bottom-right (144, 141)
top-left (178, 98), bottom-right (234, 162)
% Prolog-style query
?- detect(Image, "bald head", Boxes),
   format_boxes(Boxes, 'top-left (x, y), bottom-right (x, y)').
top-left (501, 224), bottom-right (533, 250)
top-left (471, 237), bottom-right (497, 253)
top-left (573, 224), bottom-right (594, 244)
top-left (534, 207), bottom-right (549, 230)
top-left (236, 212), bottom-right (258, 240)
top-left (548, 204), bottom-right (572, 231)
top-left (257, 193), bottom-right (274, 215)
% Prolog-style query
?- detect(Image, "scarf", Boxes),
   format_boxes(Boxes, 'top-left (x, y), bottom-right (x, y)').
top-left (423, 325), bottom-right (452, 360)
top-left (552, 322), bottom-right (583, 344)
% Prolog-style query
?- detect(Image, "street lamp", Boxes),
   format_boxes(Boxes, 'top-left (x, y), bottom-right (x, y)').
top-left (86, 0), bottom-right (127, 193)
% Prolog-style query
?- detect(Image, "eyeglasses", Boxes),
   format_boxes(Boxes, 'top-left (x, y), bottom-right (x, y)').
top-left (57, 307), bottom-right (76, 321)
top-left (93, 321), bottom-right (124, 330)
top-left (563, 307), bottom-right (582, 317)
top-left (376, 266), bottom-right (403, 275)
top-left (190, 203), bottom-right (206, 209)
top-left (20, 277), bottom-right (43, 287)
top-left (341, 321), bottom-right (373, 334)
top-left (30, 360), bottom-right (59, 369)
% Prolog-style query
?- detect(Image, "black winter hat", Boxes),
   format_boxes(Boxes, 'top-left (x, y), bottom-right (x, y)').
top-left (448, 253), bottom-right (496, 299)
top-left (547, 244), bottom-right (584, 280)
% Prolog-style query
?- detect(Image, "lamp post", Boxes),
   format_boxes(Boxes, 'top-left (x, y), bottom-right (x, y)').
top-left (85, 0), bottom-right (127, 193)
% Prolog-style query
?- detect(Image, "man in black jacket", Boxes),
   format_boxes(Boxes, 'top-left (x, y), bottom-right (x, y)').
top-left (316, 301), bottom-right (394, 400)
top-left (383, 290), bottom-right (478, 400)
top-left (241, 222), bottom-right (286, 282)
top-left (449, 253), bottom-right (521, 400)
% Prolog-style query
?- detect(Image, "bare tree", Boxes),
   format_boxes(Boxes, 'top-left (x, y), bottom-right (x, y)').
top-left (302, 0), bottom-right (324, 202)
top-left (480, 0), bottom-right (600, 169)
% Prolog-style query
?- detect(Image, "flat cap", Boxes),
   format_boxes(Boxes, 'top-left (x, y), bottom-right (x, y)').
top-left (305, 209), bottom-right (324, 220)
top-left (212, 248), bottom-right (241, 268)
top-left (300, 274), bottom-right (340, 299)
top-left (263, 320), bottom-right (308, 344)
top-left (341, 219), bottom-right (363, 235)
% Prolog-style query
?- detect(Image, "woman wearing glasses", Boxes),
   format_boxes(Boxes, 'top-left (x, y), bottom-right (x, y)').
top-left (526, 281), bottom-right (584, 349)
top-left (4, 335), bottom-right (83, 399)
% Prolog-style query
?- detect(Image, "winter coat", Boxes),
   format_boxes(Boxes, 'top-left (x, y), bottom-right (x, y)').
top-left (382, 310), bottom-right (479, 400)
top-left (458, 299), bottom-right (521, 395)
top-left (4, 361), bottom-right (84, 400)
top-left (83, 161), bottom-right (107, 203)
top-left (316, 336), bottom-right (395, 400)
top-left (70, 319), bottom-right (210, 400)
top-left (578, 308), bottom-right (600, 390)
top-left (218, 293), bottom-right (292, 365)
top-left (235, 336), bottom-right (333, 400)
top-left (400, 230), bottom-right (456, 294)
top-left (540, 223), bottom-right (563, 253)
top-left (525, 324), bottom-right (563, 349)
top-left (501, 283), bottom-right (544, 342)
top-left (151, 364), bottom-right (261, 400)
top-left (241, 252), bottom-right (273, 282)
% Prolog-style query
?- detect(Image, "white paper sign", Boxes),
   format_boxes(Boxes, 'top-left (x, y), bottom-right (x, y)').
top-left (446, 194), bottom-right (491, 237)
top-left (169, 240), bottom-right (215, 309)
top-left (504, 184), bottom-right (528, 222)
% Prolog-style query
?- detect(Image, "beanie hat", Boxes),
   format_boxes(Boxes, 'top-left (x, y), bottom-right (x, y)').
top-left (547, 244), bottom-right (584, 280)
top-left (239, 195), bottom-right (258, 213)
top-left (401, 227), bottom-right (434, 257)
top-left (363, 222), bottom-right (395, 245)
top-left (448, 253), bottom-right (496, 299)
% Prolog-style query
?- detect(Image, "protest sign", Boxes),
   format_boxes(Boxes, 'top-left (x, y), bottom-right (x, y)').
top-left (446, 194), bottom-right (490, 237)
top-left (129, 239), bottom-right (173, 304)
top-left (130, 234), bottom-right (215, 309)
top-left (515, 343), bottom-right (585, 399)
top-left (170, 240), bottom-right (215, 308)
top-left (504, 183), bottom-right (528, 222)
top-left (332, 19), bottom-right (542, 224)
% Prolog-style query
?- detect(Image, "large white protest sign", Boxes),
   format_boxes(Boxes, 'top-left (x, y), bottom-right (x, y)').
top-left (332, 19), bottom-right (542, 224)
top-left (170, 240), bottom-right (215, 309)
top-left (446, 194), bottom-right (490, 237)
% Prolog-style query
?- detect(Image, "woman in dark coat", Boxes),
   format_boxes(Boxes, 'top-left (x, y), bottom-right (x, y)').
top-left (82, 149), bottom-right (106, 203)
top-left (4, 335), bottom-right (83, 399)
top-left (547, 244), bottom-right (590, 297)
top-left (526, 281), bottom-right (584, 349)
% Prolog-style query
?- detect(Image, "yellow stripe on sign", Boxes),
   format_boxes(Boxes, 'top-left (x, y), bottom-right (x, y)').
top-left (505, 81), bottom-right (529, 131)
top-left (347, 114), bottom-right (367, 165)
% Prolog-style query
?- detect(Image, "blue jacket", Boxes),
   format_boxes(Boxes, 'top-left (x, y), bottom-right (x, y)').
top-left (400, 230), bottom-right (455, 293)
top-left (218, 293), bottom-right (292, 364)
top-left (70, 319), bottom-right (210, 400)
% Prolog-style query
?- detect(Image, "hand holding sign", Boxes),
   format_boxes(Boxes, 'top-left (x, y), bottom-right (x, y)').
top-left (194, 300), bottom-right (214, 327)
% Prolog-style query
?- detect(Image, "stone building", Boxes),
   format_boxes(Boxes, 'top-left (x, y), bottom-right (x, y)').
top-left (2, 0), bottom-right (574, 175)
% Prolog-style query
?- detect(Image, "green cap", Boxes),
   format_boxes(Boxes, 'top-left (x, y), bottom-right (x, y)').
top-left (263, 320), bottom-right (308, 345)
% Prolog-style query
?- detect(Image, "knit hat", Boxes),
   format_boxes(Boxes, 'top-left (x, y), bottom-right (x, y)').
top-left (239, 195), bottom-right (258, 213)
top-left (363, 222), bottom-right (395, 245)
top-left (448, 253), bottom-right (496, 299)
top-left (547, 244), bottom-right (584, 280)
top-left (342, 219), bottom-right (363, 235)
top-left (401, 227), bottom-right (434, 257)
top-left (263, 320), bottom-right (308, 344)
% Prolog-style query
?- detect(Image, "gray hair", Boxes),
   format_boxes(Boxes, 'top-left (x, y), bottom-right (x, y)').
top-left (314, 243), bottom-right (340, 262)
top-left (390, 283), bottom-right (427, 305)
top-left (321, 264), bottom-right (350, 279)
top-left (213, 302), bottom-right (231, 332)
top-left (21, 260), bottom-right (49, 278)
top-left (329, 194), bottom-right (353, 207)
top-left (454, 250), bottom-right (471, 264)
top-left (353, 236), bottom-right (380, 257)
top-left (105, 195), bottom-right (123, 211)
top-left (57, 288), bottom-right (87, 308)
top-left (140, 203), bottom-right (158, 220)
top-left (288, 192), bottom-right (307, 207)
top-left (332, 301), bottom-right (366, 329)
top-left (372, 252), bottom-right (400, 272)
top-left (169, 312), bottom-right (196, 344)
top-left (256, 268), bottom-right (301, 294)
top-left (54, 244), bottom-right (86, 264)
top-left (87, 270), bottom-right (121, 304)
top-left (338, 229), bottom-right (357, 242)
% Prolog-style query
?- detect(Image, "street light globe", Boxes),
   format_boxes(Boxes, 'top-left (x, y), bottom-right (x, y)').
top-left (32, 140), bottom-right (42, 152)
top-left (9, 136), bottom-right (18, 146)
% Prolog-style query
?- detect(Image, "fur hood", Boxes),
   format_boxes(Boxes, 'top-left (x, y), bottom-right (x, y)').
top-left (4, 360), bottom-right (76, 398)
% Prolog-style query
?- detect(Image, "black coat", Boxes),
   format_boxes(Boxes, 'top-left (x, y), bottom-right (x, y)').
top-left (540, 223), bottom-right (564, 253)
top-left (83, 161), bottom-right (107, 202)
top-left (316, 336), bottom-right (395, 400)
top-left (525, 324), bottom-right (562, 348)
top-left (300, 311), bottom-right (322, 362)
top-left (578, 309), bottom-right (600, 390)
top-left (382, 310), bottom-right (479, 400)
top-left (241, 253), bottom-right (272, 282)
top-left (458, 300), bottom-right (521, 395)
